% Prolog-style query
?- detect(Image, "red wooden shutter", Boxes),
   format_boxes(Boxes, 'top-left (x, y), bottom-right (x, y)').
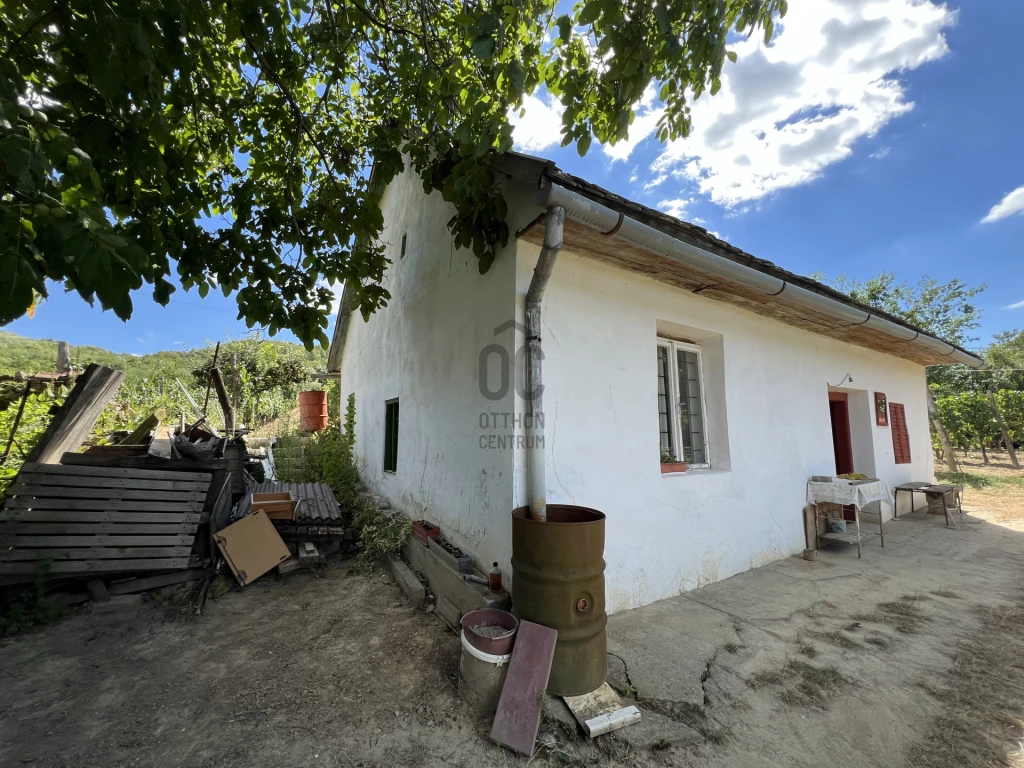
top-left (890, 402), bottom-right (911, 464)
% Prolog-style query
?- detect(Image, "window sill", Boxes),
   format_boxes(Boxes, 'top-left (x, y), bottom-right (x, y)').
top-left (661, 466), bottom-right (727, 478)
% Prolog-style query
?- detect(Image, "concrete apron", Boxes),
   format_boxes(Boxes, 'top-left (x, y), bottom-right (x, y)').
top-left (576, 507), bottom-right (1024, 753)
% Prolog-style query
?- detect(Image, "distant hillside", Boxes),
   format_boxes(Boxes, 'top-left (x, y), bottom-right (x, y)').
top-left (0, 330), bottom-right (327, 384)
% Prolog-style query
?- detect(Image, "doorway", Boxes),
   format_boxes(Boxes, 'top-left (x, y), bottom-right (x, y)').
top-left (828, 392), bottom-right (855, 474)
top-left (828, 391), bottom-right (856, 521)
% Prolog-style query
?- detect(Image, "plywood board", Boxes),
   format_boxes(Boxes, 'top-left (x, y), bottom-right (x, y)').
top-left (563, 682), bottom-right (642, 737)
top-left (214, 510), bottom-right (291, 586)
top-left (490, 621), bottom-right (558, 756)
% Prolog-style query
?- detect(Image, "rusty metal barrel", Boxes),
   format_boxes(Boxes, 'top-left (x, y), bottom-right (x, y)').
top-left (298, 390), bottom-right (329, 432)
top-left (511, 504), bottom-right (607, 696)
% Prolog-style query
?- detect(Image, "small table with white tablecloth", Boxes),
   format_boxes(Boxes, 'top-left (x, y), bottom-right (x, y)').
top-left (806, 478), bottom-right (892, 558)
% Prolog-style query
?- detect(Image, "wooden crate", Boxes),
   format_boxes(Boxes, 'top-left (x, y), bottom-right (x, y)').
top-left (251, 491), bottom-right (295, 520)
top-left (0, 463), bottom-right (211, 576)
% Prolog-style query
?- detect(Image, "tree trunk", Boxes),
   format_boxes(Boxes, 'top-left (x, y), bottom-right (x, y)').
top-left (978, 433), bottom-right (989, 465)
top-left (926, 389), bottom-right (959, 473)
top-left (988, 390), bottom-right (1020, 468)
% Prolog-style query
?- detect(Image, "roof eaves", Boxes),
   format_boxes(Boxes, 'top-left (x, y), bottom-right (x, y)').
top-left (536, 165), bottom-right (983, 366)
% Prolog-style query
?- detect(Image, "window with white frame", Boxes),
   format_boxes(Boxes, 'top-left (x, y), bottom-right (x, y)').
top-left (657, 340), bottom-right (709, 467)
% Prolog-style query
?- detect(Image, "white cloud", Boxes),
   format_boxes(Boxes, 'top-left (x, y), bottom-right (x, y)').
top-left (981, 185), bottom-right (1024, 224)
top-left (511, 93), bottom-right (563, 152)
top-left (644, 174), bottom-right (668, 190)
top-left (1006, 299), bottom-right (1024, 310)
top-left (606, 0), bottom-right (954, 206)
top-left (870, 146), bottom-right (891, 160)
top-left (658, 198), bottom-right (693, 219)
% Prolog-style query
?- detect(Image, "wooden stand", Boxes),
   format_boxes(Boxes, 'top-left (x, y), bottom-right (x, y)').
top-left (814, 502), bottom-right (884, 559)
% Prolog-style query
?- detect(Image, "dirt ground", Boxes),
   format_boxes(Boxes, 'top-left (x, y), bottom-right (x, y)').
top-left (2, 457), bottom-right (1023, 767)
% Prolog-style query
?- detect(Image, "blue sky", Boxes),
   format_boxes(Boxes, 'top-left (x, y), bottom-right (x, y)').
top-left (7, 0), bottom-right (1022, 355)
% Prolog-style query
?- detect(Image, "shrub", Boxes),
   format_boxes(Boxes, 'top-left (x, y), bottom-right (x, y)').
top-left (273, 393), bottom-right (408, 566)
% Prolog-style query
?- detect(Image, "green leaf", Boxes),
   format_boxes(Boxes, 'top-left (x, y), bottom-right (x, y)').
top-left (0, 0), bottom-right (774, 345)
top-left (653, 5), bottom-right (671, 35)
top-left (578, 2), bottom-right (601, 26)
top-left (556, 15), bottom-right (572, 42)
top-left (0, 250), bottom-right (41, 323)
top-left (472, 36), bottom-right (495, 60)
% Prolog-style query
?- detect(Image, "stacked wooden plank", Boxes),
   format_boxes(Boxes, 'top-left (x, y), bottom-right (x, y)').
top-left (0, 463), bottom-right (211, 576)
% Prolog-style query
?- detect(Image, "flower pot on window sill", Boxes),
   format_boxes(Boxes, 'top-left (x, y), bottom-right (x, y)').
top-left (660, 461), bottom-right (688, 474)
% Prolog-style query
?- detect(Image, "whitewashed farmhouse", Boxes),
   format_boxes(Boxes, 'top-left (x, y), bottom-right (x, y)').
top-left (327, 152), bottom-right (985, 614)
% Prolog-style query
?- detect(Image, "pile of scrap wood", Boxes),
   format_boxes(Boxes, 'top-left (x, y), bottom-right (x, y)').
top-left (1, 360), bottom-right (352, 615)
top-left (213, 479), bottom-right (350, 585)
top-left (0, 363), bottom-right (245, 606)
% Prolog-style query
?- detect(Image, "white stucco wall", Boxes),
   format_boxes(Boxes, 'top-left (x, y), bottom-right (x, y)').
top-left (511, 244), bottom-right (934, 614)
top-left (338, 169), bottom-right (937, 616)
top-left (337, 168), bottom-right (532, 572)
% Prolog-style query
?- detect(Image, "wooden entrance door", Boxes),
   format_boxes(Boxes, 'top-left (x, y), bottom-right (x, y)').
top-left (828, 392), bottom-right (855, 475)
top-left (828, 392), bottom-right (856, 521)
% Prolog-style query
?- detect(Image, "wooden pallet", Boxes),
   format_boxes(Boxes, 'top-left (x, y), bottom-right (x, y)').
top-left (0, 463), bottom-right (211, 576)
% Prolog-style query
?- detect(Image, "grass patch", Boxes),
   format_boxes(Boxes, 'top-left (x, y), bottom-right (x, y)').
top-left (907, 600), bottom-right (1024, 768)
top-left (778, 661), bottom-right (849, 707)
top-left (935, 470), bottom-right (1024, 491)
top-left (931, 589), bottom-right (961, 599)
top-left (877, 596), bottom-right (928, 634)
top-left (723, 642), bottom-right (742, 654)
top-left (642, 698), bottom-right (731, 743)
top-left (797, 641), bottom-right (819, 658)
top-left (747, 669), bottom-right (787, 690)
top-left (864, 634), bottom-right (892, 649)
top-left (748, 660), bottom-right (850, 708)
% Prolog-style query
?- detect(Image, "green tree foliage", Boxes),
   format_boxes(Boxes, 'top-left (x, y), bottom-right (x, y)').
top-left (820, 272), bottom-right (985, 348)
top-left (0, 385), bottom-right (62, 495)
top-left (934, 391), bottom-right (996, 451)
top-left (0, 330), bottom-right (326, 494)
top-left (819, 272), bottom-right (1024, 460)
top-left (984, 330), bottom-right (1024, 392)
top-left (816, 272), bottom-right (986, 391)
top-left (1, 0), bottom-right (785, 346)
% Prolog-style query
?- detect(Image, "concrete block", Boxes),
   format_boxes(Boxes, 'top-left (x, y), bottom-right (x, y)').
top-left (435, 594), bottom-right (461, 631)
top-left (278, 557), bottom-right (301, 574)
top-left (297, 542), bottom-right (320, 567)
top-left (86, 578), bottom-right (109, 603)
top-left (403, 540), bottom-right (510, 616)
top-left (91, 594), bottom-right (142, 614)
top-left (387, 557), bottom-right (426, 605)
top-left (320, 540), bottom-right (341, 557)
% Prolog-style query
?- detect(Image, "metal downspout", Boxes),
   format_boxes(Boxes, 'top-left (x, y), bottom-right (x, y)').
top-left (525, 206), bottom-right (565, 522)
